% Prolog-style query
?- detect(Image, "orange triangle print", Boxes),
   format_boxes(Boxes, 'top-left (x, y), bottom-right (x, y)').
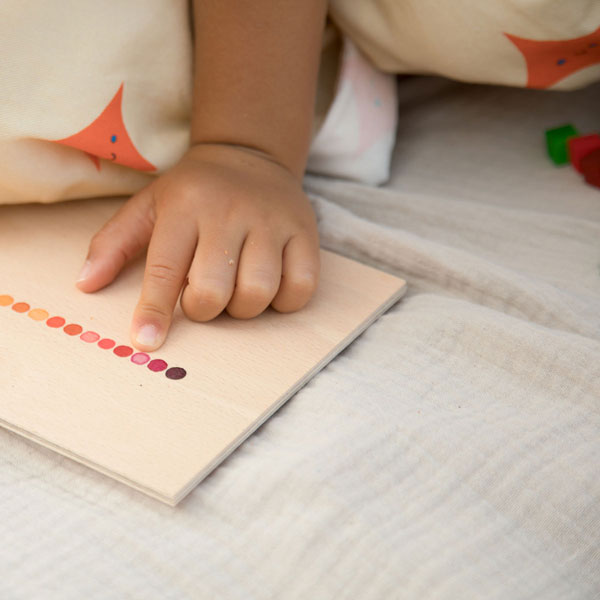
top-left (505, 26), bottom-right (600, 89)
top-left (53, 83), bottom-right (156, 172)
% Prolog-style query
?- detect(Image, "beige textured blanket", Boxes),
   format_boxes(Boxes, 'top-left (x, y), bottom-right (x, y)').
top-left (1, 77), bottom-right (598, 599)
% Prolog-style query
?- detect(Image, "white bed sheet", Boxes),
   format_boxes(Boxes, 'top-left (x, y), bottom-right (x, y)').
top-left (1, 77), bottom-right (598, 599)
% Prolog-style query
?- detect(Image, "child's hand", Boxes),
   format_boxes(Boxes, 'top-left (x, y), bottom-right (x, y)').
top-left (75, 143), bottom-right (320, 352)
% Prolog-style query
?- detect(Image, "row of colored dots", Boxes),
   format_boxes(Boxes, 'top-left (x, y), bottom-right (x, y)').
top-left (0, 294), bottom-right (186, 380)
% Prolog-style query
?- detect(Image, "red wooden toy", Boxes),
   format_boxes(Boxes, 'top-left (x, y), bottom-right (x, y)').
top-left (581, 148), bottom-right (600, 189)
top-left (568, 134), bottom-right (600, 173)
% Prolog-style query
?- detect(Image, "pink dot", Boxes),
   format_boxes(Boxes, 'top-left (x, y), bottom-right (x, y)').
top-left (98, 338), bottom-right (115, 350)
top-left (131, 352), bottom-right (150, 365)
top-left (114, 345), bottom-right (133, 357)
top-left (80, 331), bottom-right (100, 343)
top-left (148, 359), bottom-right (168, 372)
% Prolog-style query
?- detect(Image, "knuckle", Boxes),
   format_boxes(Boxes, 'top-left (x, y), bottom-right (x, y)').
top-left (235, 279), bottom-right (275, 303)
top-left (161, 178), bottom-right (204, 210)
top-left (136, 302), bottom-right (171, 321)
top-left (172, 181), bottom-right (198, 204)
top-left (146, 261), bottom-right (181, 285)
top-left (285, 271), bottom-right (319, 296)
top-left (186, 282), bottom-right (230, 309)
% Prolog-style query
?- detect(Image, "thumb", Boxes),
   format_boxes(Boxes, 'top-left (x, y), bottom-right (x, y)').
top-left (75, 185), bottom-right (155, 293)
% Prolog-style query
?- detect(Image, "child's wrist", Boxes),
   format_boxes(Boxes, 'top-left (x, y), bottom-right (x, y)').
top-left (188, 137), bottom-right (309, 182)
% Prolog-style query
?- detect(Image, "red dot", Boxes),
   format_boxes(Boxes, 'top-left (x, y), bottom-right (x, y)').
top-left (64, 323), bottom-right (83, 336)
top-left (113, 345), bottom-right (133, 357)
top-left (148, 359), bottom-right (168, 372)
top-left (12, 302), bottom-right (30, 313)
top-left (98, 338), bottom-right (115, 349)
top-left (47, 316), bottom-right (66, 328)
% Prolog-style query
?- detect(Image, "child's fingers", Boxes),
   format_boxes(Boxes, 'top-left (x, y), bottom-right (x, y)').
top-left (75, 186), bottom-right (155, 293)
top-left (270, 232), bottom-right (320, 313)
top-left (179, 224), bottom-right (245, 322)
top-left (130, 212), bottom-right (198, 351)
top-left (225, 231), bottom-right (282, 319)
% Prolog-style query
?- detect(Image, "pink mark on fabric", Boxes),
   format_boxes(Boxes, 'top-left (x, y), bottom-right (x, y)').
top-left (343, 40), bottom-right (396, 154)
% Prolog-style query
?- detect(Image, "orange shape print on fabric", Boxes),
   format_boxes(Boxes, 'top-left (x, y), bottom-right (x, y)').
top-left (53, 83), bottom-right (156, 172)
top-left (505, 26), bottom-right (600, 89)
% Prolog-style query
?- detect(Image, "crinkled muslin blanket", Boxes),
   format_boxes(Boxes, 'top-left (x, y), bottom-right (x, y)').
top-left (1, 77), bottom-right (599, 599)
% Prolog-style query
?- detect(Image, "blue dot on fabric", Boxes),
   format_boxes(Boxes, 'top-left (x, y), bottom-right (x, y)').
top-left (556, 58), bottom-right (566, 65)
top-left (374, 98), bottom-right (382, 107)
top-left (590, 42), bottom-right (598, 48)
top-left (110, 135), bottom-right (117, 143)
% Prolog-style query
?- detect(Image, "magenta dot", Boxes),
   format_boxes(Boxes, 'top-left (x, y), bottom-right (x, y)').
top-left (113, 345), bottom-right (133, 357)
top-left (80, 331), bottom-right (100, 343)
top-left (148, 359), bottom-right (168, 372)
top-left (98, 338), bottom-right (115, 350)
top-left (131, 352), bottom-right (150, 365)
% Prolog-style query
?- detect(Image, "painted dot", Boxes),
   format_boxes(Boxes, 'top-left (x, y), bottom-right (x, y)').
top-left (111, 134), bottom-right (117, 143)
top-left (131, 352), bottom-right (150, 365)
top-left (80, 331), bottom-right (100, 343)
top-left (64, 323), bottom-right (83, 336)
top-left (0, 295), bottom-right (14, 306)
top-left (46, 316), bottom-right (66, 328)
top-left (28, 308), bottom-right (49, 321)
top-left (148, 359), bottom-right (168, 372)
top-left (12, 302), bottom-right (30, 313)
top-left (374, 98), bottom-right (382, 107)
top-left (557, 58), bottom-right (566, 65)
top-left (166, 367), bottom-right (186, 380)
top-left (114, 345), bottom-right (133, 357)
top-left (98, 338), bottom-right (116, 349)
top-left (590, 42), bottom-right (598, 48)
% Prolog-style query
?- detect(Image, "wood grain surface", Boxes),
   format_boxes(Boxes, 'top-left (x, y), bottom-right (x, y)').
top-left (0, 197), bottom-right (406, 505)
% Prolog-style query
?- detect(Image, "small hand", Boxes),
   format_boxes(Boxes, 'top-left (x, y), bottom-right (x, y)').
top-left (75, 143), bottom-right (321, 352)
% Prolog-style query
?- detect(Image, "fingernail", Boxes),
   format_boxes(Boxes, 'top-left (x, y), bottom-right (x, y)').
top-left (135, 324), bottom-right (160, 347)
top-left (77, 260), bottom-right (93, 282)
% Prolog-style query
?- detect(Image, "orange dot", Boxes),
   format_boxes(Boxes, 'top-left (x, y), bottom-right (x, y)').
top-left (0, 295), bottom-right (14, 306)
top-left (12, 302), bottom-right (30, 313)
top-left (64, 324), bottom-right (83, 336)
top-left (28, 308), bottom-right (49, 321)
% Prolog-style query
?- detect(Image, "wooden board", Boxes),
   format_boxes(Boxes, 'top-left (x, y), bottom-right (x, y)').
top-left (0, 197), bottom-right (406, 506)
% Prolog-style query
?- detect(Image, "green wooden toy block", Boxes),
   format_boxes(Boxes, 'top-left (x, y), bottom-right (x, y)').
top-left (545, 124), bottom-right (579, 165)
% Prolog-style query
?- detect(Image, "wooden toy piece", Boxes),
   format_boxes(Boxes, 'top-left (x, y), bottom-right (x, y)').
top-left (568, 134), bottom-right (600, 173)
top-left (0, 197), bottom-right (407, 506)
top-left (581, 148), bottom-right (600, 189)
top-left (545, 124), bottom-right (578, 165)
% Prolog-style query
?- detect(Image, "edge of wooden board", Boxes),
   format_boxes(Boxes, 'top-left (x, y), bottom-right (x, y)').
top-left (172, 277), bottom-right (407, 507)
top-left (1, 246), bottom-right (407, 507)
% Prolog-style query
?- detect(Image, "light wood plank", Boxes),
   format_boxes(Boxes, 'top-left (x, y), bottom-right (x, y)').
top-left (0, 197), bottom-right (406, 505)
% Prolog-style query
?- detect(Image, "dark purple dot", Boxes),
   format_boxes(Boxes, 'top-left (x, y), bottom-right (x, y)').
top-left (557, 58), bottom-right (566, 65)
top-left (165, 367), bottom-right (186, 380)
top-left (590, 42), bottom-right (598, 48)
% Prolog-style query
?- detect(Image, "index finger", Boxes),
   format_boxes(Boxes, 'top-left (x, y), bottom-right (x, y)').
top-left (130, 212), bottom-right (198, 351)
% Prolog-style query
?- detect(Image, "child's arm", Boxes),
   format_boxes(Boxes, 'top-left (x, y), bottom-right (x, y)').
top-left (75, 0), bottom-right (328, 352)
top-left (191, 0), bottom-right (328, 179)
